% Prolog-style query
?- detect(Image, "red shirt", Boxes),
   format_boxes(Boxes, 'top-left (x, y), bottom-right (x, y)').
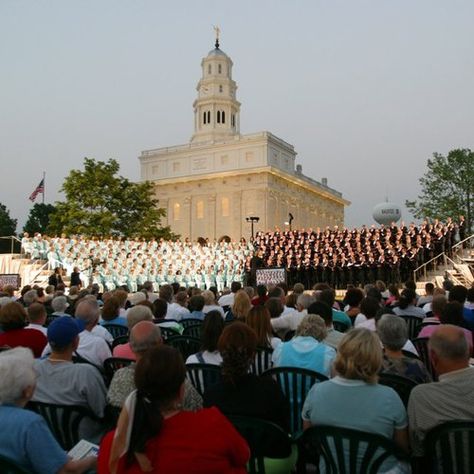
top-left (98, 407), bottom-right (249, 474)
top-left (0, 328), bottom-right (47, 357)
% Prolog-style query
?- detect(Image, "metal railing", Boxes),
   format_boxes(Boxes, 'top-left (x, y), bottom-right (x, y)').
top-left (413, 233), bottom-right (474, 283)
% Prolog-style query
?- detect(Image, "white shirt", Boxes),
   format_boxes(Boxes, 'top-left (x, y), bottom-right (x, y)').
top-left (166, 302), bottom-right (190, 321)
top-left (42, 330), bottom-right (112, 367)
top-left (186, 351), bottom-right (223, 365)
top-left (26, 323), bottom-right (48, 336)
top-left (218, 293), bottom-right (235, 307)
top-left (354, 313), bottom-right (368, 326)
top-left (271, 309), bottom-right (307, 334)
top-left (203, 304), bottom-right (225, 317)
top-left (92, 324), bottom-right (114, 344)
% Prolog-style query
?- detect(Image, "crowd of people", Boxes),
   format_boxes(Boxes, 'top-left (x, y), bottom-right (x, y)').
top-left (0, 272), bottom-right (473, 472)
top-left (22, 218), bottom-right (465, 292)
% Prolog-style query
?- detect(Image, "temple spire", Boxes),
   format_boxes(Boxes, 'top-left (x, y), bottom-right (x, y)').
top-left (213, 25), bottom-right (220, 49)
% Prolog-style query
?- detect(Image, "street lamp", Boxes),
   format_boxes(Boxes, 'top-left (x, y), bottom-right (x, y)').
top-left (246, 216), bottom-right (260, 239)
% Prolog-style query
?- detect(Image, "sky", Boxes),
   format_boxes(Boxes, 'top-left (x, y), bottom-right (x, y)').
top-left (1, 0), bottom-right (473, 232)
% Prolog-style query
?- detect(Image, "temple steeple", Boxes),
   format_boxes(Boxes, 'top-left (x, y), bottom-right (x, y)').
top-left (191, 30), bottom-right (241, 143)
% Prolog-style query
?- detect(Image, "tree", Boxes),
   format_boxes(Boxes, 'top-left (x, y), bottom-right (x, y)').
top-left (48, 158), bottom-right (176, 239)
top-left (0, 203), bottom-right (17, 253)
top-left (406, 148), bottom-right (473, 234)
top-left (23, 203), bottom-right (56, 235)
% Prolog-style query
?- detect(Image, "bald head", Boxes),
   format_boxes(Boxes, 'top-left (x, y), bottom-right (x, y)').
top-left (430, 325), bottom-right (470, 362)
top-left (129, 321), bottom-right (162, 355)
top-left (75, 298), bottom-right (100, 328)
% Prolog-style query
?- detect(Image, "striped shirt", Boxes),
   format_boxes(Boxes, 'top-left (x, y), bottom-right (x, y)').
top-left (408, 366), bottom-right (474, 455)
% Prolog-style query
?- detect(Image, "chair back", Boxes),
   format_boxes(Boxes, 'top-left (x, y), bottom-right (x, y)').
top-left (378, 372), bottom-right (417, 408)
top-left (182, 322), bottom-right (203, 339)
top-left (228, 416), bottom-right (293, 474)
top-left (167, 335), bottom-right (201, 359)
top-left (181, 318), bottom-right (204, 329)
top-left (250, 347), bottom-right (273, 376)
top-left (111, 334), bottom-right (129, 349)
top-left (0, 455), bottom-right (29, 474)
top-left (103, 357), bottom-right (134, 385)
top-left (412, 337), bottom-right (437, 381)
top-left (185, 363), bottom-right (222, 396)
top-left (27, 401), bottom-right (99, 450)
top-left (102, 323), bottom-right (128, 339)
top-left (333, 321), bottom-right (349, 333)
top-left (301, 425), bottom-right (408, 474)
top-left (160, 326), bottom-right (181, 341)
top-left (262, 366), bottom-right (328, 436)
top-left (399, 314), bottom-right (423, 339)
top-left (425, 420), bottom-right (474, 474)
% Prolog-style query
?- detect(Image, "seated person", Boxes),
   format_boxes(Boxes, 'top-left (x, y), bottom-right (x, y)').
top-left (0, 302), bottom-right (47, 357)
top-left (0, 347), bottom-right (96, 473)
top-left (377, 314), bottom-right (431, 383)
top-left (186, 310), bottom-right (224, 365)
top-left (245, 305), bottom-right (281, 350)
top-left (26, 302), bottom-right (48, 336)
top-left (99, 345), bottom-right (249, 473)
top-left (33, 316), bottom-right (107, 441)
top-left (392, 289), bottom-right (426, 318)
top-left (108, 321), bottom-right (201, 411)
top-left (204, 322), bottom-right (289, 431)
top-left (184, 295), bottom-right (206, 320)
top-left (272, 314), bottom-right (336, 378)
top-left (302, 328), bottom-right (409, 473)
top-left (100, 296), bottom-right (127, 327)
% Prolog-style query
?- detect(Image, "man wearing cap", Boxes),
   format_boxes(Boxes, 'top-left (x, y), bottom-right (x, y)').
top-left (33, 316), bottom-right (107, 441)
top-left (42, 298), bottom-right (111, 367)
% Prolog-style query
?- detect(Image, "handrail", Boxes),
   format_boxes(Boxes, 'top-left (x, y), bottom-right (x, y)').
top-left (451, 233), bottom-right (474, 251)
top-left (413, 251), bottom-right (445, 275)
top-left (26, 261), bottom-right (50, 287)
top-left (0, 235), bottom-right (22, 254)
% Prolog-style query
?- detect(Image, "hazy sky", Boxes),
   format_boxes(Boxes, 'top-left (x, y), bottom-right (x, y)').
top-left (1, 0), bottom-right (473, 232)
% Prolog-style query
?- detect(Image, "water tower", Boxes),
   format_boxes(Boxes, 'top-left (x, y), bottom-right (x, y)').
top-left (372, 200), bottom-right (402, 226)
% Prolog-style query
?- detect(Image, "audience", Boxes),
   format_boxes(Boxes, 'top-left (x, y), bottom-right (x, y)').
top-left (186, 311), bottom-right (224, 365)
top-left (26, 302), bottom-right (48, 335)
top-left (308, 301), bottom-right (345, 349)
top-left (101, 296), bottom-right (127, 327)
top-left (393, 289), bottom-right (425, 318)
top-left (227, 289), bottom-right (252, 321)
top-left (271, 292), bottom-right (315, 337)
top-left (101, 345), bottom-right (249, 473)
top-left (302, 328), bottom-right (409, 472)
top-left (377, 314), bottom-right (432, 383)
top-left (408, 325), bottom-right (474, 456)
top-left (272, 314), bottom-right (336, 378)
top-left (0, 302), bottom-right (47, 357)
top-left (245, 305), bottom-right (281, 349)
top-left (108, 321), bottom-right (202, 411)
top-left (0, 347), bottom-right (96, 473)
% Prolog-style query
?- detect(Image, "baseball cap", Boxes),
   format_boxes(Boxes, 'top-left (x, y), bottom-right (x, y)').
top-left (47, 316), bottom-right (85, 347)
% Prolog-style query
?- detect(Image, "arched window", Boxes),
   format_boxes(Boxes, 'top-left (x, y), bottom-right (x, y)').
top-left (203, 111), bottom-right (206, 124)
top-left (217, 111), bottom-right (221, 124)
top-left (219, 85), bottom-right (223, 93)
top-left (196, 200), bottom-right (204, 219)
top-left (173, 203), bottom-right (180, 221)
top-left (207, 111), bottom-right (210, 123)
top-left (208, 64), bottom-right (211, 74)
top-left (222, 111), bottom-right (225, 124)
top-left (232, 114), bottom-right (235, 127)
top-left (218, 64), bottom-right (222, 74)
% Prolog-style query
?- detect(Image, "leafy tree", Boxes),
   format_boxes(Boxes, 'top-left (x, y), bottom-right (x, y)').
top-left (48, 158), bottom-right (176, 239)
top-left (406, 148), bottom-right (473, 234)
top-left (0, 203), bottom-right (17, 253)
top-left (23, 203), bottom-right (56, 235)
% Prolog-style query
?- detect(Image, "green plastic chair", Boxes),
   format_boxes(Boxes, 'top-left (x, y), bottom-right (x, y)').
top-left (424, 420), bottom-right (474, 474)
top-left (160, 326), bottom-right (182, 341)
top-left (228, 415), bottom-right (294, 474)
top-left (378, 372), bottom-right (418, 408)
top-left (111, 334), bottom-right (129, 349)
top-left (186, 363), bottom-right (222, 396)
top-left (412, 337), bottom-right (438, 381)
top-left (399, 314), bottom-right (423, 340)
top-left (28, 401), bottom-right (101, 450)
top-left (180, 318), bottom-right (204, 330)
top-left (102, 323), bottom-right (129, 339)
top-left (182, 322), bottom-right (203, 339)
top-left (0, 455), bottom-right (28, 474)
top-left (103, 357), bottom-right (134, 386)
top-left (333, 321), bottom-right (350, 333)
top-left (262, 367), bottom-right (328, 436)
top-left (250, 347), bottom-right (274, 376)
top-left (167, 335), bottom-right (201, 359)
top-left (300, 425), bottom-right (409, 473)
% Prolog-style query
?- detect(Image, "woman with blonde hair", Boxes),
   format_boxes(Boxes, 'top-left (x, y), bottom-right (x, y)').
top-left (302, 328), bottom-right (409, 473)
top-left (245, 305), bottom-right (281, 349)
top-left (226, 290), bottom-right (251, 321)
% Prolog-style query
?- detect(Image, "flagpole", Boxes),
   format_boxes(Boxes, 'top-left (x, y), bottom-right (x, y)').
top-left (42, 171), bottom-right (45, 204)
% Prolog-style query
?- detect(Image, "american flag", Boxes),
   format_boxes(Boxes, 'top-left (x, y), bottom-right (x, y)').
top-left (29, 178), bottom-right (45, 202)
